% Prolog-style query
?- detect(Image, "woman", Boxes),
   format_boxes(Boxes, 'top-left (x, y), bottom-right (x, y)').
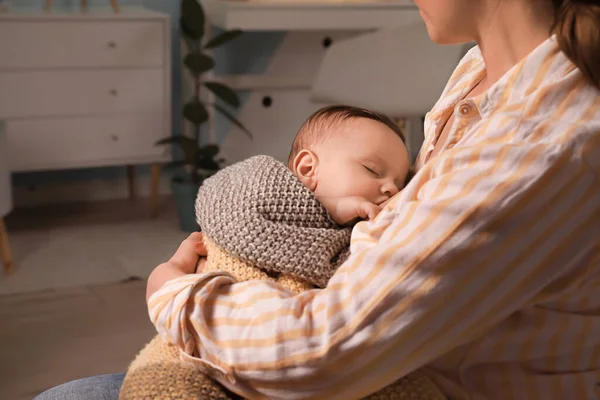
top-left (37, 0), bottom-right (600, 399)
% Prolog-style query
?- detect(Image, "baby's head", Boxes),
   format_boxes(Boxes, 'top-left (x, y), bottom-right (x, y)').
top-left (288, 105), bottom-right (411, 206)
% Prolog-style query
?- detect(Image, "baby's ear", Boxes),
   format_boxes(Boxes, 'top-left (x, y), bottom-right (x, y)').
top-left (293, 150), bottom-right (318, 191)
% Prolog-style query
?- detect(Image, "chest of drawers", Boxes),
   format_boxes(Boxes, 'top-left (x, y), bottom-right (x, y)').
top-left (0, 7), bottom-right (171, 173)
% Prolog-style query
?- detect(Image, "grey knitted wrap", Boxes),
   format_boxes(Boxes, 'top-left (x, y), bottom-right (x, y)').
top-left (194, 155), bottom-right (351, 288)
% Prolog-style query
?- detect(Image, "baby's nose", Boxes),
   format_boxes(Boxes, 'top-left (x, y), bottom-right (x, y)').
top-left (382, 183), bottom-right (399, 197)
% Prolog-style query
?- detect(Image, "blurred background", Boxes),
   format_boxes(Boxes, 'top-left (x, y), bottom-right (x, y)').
top-left (0, 1), bottom-right (469, 398)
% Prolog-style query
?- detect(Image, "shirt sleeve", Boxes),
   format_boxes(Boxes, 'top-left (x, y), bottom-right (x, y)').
top-left (148, 140), bottom-right (600, 400)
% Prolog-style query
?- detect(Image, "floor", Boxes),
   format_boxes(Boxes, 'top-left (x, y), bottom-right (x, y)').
top-left (0, 198), bottom-right (182, 400)
top-left (0, 198), bottom-right (188, 295)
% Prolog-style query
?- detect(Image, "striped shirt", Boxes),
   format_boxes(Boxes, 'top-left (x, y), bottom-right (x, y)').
top-left (149, 36), bottom-right (600, 400)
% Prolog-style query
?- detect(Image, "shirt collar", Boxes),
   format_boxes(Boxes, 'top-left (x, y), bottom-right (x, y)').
top-left (430, 35), bottom-right (570, 121)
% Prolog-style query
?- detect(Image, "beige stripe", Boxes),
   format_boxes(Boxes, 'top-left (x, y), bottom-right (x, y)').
top-left (148, 274), bottom-right (216, 311)
top-left (520, 72), bottom-right (584, 126)
top-left (467, 197), bottom-right (599, 399)
top-left (447, 58), bottom-right (481, 88)
top-left (524, 311), bottom-right (548, 400)
top-left (163, 273), bottom-right (226, 334)
top-left (223, 278), bottom-right (288, 296)
top-left (443, 72), bottom-right (484, 102)
top-left (427, 59), bottom-right (483, 121)
top-left (200, 249), bottom-right (372, 324)
top-left (206, 290), bottom-right (310, 311)
top-left (524, 45), bottom-right (560, 97)
top-left (350, 237), bottom-right (378, 246)
top-left (573, 297), bottom-right (593, 400)
top-left (498, 363), bottom-right (517, 400)
top-left (528, 79), bottom-right (589, 143)
top-left (486, 170), bottom-right (584, 362)
top-left (468, 60), bottom-right (527, 143)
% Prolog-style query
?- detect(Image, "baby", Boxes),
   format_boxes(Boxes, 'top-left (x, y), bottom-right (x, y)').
top-left (288, 105), bottom-right (411, 225)
top-left (120, 106), bottom-right (444, 400)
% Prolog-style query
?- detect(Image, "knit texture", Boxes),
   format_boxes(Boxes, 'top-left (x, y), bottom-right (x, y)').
top-left (120, 156), bottom-right (446, 400)
top-left (196, 155), bottom-right (351, 288)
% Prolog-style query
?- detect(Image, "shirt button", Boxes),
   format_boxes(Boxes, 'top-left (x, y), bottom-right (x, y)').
top-left (459, 104), bottom-right (471, 116)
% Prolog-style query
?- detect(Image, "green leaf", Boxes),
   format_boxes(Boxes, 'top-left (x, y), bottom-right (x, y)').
top-left (155, 135), bottom-right (198, 161)
top-left (204, 29), bottom-right (243, 49)
top-left (181, 0), bottom-right (205, 40)
top-left (183, 99), bottom-right (209, 125)
top-left (213, 103), bottom-right (253, 139)
top-left (155, 136), bottom-right (197, 147)
top-left (179, 17), bottom-right (198, 41)
top-left (199, 144), bottom-right (220, 157)
top-left (184, 52), bottom-right (214, 75)
top-left (204, 82), bottom-right (240, 107)
top-left (195, 156), bottom-right (221, 171)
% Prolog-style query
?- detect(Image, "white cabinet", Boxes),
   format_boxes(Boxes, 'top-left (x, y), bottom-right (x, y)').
top-left (7, 114), bottom-right (164, 171)
top-left (0, 7), bottom-right (171, 174)
top-left (0, 69), bottom-right (164, 119)
top-left (0, 20), bottom-right (164, 69)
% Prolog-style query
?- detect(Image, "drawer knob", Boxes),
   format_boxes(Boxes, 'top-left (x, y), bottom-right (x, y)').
top-left (111, 134), bottom-right (119, 142)
top-left (109, 89), bottom-right (118, 96)
top-left (107, 41), bottom-right (117, 48)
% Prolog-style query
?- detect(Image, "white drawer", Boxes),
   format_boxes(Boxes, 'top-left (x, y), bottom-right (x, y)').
top-left (0, 69), bottom-right (164, 118)
top-left (7, 114), bottom-right (168, 172)
top-left (0, 21), bottom-right (164, 69)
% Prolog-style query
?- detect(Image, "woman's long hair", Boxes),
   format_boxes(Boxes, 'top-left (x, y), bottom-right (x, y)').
top-left (551, 0), bottom-right (600, 89)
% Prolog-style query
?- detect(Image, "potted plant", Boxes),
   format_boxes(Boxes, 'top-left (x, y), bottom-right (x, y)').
top-left (158, 0), bottom-right (251, 232)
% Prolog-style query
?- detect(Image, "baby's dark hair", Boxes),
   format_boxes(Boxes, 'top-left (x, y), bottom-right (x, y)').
top-left (287, 105), bottom-right (406, 168)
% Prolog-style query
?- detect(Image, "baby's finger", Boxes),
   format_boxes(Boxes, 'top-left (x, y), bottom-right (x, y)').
top-left (362, 202), bottom-right (382, 220)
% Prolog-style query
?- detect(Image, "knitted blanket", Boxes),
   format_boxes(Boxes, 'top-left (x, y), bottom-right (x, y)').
top-left (120, 156), bottom-right (446, 400)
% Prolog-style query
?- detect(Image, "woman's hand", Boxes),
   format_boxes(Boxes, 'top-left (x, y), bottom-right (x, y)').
top-left (168, 232), bottom-right (207, 274)
top-left (146, 232), bottom-right (208, 302)
top-left (196, 257), bottom-right (207, 274)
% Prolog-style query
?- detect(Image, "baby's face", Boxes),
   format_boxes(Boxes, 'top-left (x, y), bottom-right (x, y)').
top-left (312, 118), bottom-right (410, 205)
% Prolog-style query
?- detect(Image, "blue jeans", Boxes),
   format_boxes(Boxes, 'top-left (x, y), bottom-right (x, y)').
top-left (34, 373), bottom-right (125, 400)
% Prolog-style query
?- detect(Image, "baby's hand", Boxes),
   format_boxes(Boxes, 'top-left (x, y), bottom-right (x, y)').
top-left (319, 196), bottom-right (382, 226)
top-left (355, 199), bottom-right (382, 221)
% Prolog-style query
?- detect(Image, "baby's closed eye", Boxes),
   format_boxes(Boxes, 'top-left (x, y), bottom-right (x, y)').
top-left (363, 164), bottom-right (381, 177)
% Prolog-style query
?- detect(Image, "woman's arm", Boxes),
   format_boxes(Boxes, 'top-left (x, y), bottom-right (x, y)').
top-left (149, 141), bottom-right (599, 400)
top-left (146, 232), bottom-right (205, 302)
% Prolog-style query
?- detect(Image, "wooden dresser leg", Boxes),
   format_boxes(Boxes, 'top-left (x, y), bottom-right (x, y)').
top-left (150, 164), bottom-right (161, 218)
top-left (110, 0), bottom-right (120, 13)
top-left (43, 0), bottom-right (53, 12)
top-left (127, 165), bottom-right (136, 200)
top-left (0, 218), bottom-right (13, 275)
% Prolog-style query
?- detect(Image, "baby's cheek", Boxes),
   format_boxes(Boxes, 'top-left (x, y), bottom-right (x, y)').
top-left (351, 178), bottom-right (380, 200)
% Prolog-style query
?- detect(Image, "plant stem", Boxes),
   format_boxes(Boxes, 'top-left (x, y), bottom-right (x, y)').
top-left (193, 38), bottom-right (202, 184)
